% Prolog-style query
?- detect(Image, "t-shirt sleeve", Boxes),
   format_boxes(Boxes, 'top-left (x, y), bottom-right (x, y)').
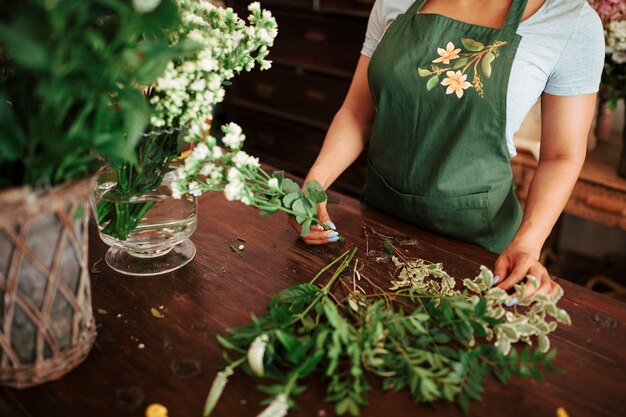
top-left (544, 4), bottom-right (606, 96)
top-left (361, 0), bottom-right (385, 57)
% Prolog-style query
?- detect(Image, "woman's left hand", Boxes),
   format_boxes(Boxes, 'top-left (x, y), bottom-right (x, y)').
top-left (493, 246), bottom-right (560, 303)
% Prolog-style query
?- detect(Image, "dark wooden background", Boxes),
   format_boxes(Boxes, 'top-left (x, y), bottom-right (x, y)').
top-left (1, 187), bottom-right (625, 417)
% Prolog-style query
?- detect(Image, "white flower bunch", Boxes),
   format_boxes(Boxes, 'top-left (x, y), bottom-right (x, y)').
top-left (171, 122), bottom-right (265, 206)
top-left (606, 20), bottom-right (626, 64)
top-left (150, 1), bottom-right (277, 129)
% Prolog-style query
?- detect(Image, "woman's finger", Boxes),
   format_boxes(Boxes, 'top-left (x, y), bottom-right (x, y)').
top-left (547, 280), bottom-right (561, 298)
top-left (316, 202), bottom-right (337, 230)
top-left (497, 254), bottom-right (535, 291)
top-left (288, 216), bottom-right (339, 245)
top-left (523, 265), bottom-right (550, 298)
top-left (493, 255), bottom-right (511, 286)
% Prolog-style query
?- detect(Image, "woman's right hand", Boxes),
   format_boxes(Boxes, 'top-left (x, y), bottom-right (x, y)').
top-left (287, 201), bottom-right (340, 245)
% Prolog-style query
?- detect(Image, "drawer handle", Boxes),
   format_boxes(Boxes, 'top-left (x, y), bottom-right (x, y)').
top-left (304, 30), bottom-right (326, 43)
top-left (306, 89), bottom-right (326, 101)
top-left (255, 82), bottom-right (275, 99)
top-left (585, 194), bottom-right (626, 216)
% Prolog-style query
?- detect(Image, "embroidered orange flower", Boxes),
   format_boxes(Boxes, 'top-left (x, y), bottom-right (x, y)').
top-left (441, 70), bottom-right (472, 98)
top-left (432, 42), bottom-right (461, 65)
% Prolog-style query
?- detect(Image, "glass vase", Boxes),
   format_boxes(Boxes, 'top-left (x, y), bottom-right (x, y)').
top-left (91, 167), bottom-right (198, 276)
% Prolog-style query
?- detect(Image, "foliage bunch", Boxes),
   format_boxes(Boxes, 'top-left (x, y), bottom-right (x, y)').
top-left (0, 0), bottom-right (183, 190)
top-left (171, 121), bottom-right (343, 240)
top-left (204, 244), bottom-right (569, 417)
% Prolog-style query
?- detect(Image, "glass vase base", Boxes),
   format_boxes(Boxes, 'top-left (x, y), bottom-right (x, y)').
top-left (105, 239), bottom-right (196, 276)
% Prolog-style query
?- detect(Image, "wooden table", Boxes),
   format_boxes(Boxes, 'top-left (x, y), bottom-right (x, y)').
top-left (1, 185), bottom-right (625, 417)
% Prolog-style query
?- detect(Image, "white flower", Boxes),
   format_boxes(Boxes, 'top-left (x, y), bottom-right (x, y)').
top-left (613, 51), bottom-right (626, 64)
top-left (222, 124), bottom-right (245, 149)
top-left (256, 393), bottom-right (289, 417)
top-left (191, 142), bottom-right (210, 160)
top-left (199, 162), bottom-right (217, 177)
top-left (232, 151), bottom-right (260, 168)
top-left (132, 0), bottom-right (161, 13)
top-left (247, 334), bottom-right (269, 376)
top-left (213, 146), bottom-right (223, 159)
top-left (203, 367), bottom-right (233, 417)
top-left (267, 178), bottom-right (279, 191)
top-left (188, 181), bottom-right (203, 197)
top-left (224, 180), bottom-right (245, 201)
top-left (171, 181), bottom-right (186, 199)
top-left (227, 167), bottom-right (242, 182)
top-left (190, 79), bottom-right (206, 91)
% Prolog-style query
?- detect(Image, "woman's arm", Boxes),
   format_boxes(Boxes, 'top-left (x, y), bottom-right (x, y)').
top-left (494, 92), bottom-right (598, 298)
top-left (289, 55), bottom-right (376, 244)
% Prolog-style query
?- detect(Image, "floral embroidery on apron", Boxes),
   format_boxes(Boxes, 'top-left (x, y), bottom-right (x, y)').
top-left (417, 38), bottom-right (508, 98)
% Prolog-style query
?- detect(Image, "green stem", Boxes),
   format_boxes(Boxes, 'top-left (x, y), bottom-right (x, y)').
top-left (294, 248), bottom-right (357, 323)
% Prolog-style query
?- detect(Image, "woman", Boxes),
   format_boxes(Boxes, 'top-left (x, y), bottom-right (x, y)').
top-left (289, 0), bottom-right (605, 301)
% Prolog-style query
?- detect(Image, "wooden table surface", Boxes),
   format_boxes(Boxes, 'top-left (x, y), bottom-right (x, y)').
top-left (1, 185), bottom-right (625, 417)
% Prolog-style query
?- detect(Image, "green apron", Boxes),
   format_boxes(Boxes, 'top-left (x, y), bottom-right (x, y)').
top-left (365, 0), bottom-right (527, 253)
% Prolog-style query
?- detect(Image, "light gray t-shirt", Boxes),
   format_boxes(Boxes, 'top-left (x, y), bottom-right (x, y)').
top-left (361, 0), bottom-right (605, 156)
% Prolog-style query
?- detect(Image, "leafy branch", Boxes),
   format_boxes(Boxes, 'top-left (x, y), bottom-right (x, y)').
top-left (203, 235), bottom-right (568, 416)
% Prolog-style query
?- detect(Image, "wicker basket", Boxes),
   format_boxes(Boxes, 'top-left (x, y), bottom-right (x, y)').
top-left (0, 178), bottom-right (97, 388)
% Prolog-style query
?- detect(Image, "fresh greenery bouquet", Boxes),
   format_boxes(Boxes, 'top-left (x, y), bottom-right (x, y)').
top-left (204, 238), bottom-right (569, 416)
top-left (0, 0), bottom-right (183, 190)
top-left (95, 0), bottom-right (279, 240)
top-left (172, 121), bottom-right (343, 240)
top-left (589, 0), bottom-right (626, 109)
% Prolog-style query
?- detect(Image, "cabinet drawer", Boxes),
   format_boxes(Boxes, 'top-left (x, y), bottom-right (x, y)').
top-left (231, 66), bottom-right (350, 128)
top-left (317, 0), bottom-right (375, 16)
top-left (229, 107), bottom-right (366, 195)
top-left (269, 11), bottom-right (367, 77)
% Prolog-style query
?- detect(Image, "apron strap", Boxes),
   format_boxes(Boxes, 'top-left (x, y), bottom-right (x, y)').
top-left (406, 0), bottom-right (429, 16)
top-left (501, 0), bottom-right (529, 33)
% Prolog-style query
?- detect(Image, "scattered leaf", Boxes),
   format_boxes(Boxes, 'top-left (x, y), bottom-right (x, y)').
top-left (151, 308), bottom-right (164, 319)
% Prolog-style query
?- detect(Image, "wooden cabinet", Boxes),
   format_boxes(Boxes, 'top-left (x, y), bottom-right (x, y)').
top-left (512, 137), bottom-right (626, 231)
top-left (226, 0), bottom-right (371, 195)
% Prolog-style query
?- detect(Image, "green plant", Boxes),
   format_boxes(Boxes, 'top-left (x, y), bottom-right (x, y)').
top-left (204, 239), bottom-right (568, 416)
top-left (0, 0), bottom-right (185, 190)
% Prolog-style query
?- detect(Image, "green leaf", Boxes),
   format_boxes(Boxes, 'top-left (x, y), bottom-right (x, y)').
top-left (151, 307), bottom-right (164, 319)
top-left (303, 180), bottom-right (327, 204)
top-left (426, 75), bottom-right (440, 91)
top-left (271, 171), bottom-right (285, 187)
top-left (461, 38), bottom-right (485, 52)
top-left (301, 219), bottom-right (312, 237)
top-left (282, 178), bottom-right (301, 194)
top-left (0, 22), bottom-right (48, 69)
top-left (452, 57), bottom-right (469, 69)
top-left (276, 329), bottom-right (300, 352)
top-left (97, 308), bottom-right (108, 315)
top-left (282, 192), bottom-right (300, 209)
top-left (383, 239), bottom-right (393, 254)
top-left (292, 199), bottom-right (307, 224)
top-left (417, 68), bottom-right (432, 77)
top-left (480, 51), bottom-right (495, 78)
top-left (216, 335), bottom-right (246, 354)
top-left (475, 298), bottom-right (487, 316)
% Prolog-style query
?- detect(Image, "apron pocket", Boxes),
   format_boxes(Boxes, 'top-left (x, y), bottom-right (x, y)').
top-left (364, 161), bottom-right (490, 242)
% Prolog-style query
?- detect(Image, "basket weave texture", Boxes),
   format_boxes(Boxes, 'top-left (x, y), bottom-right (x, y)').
top-left (0, 178), bottom-right (97, 388)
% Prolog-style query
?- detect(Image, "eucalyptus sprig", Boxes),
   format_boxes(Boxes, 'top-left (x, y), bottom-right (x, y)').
top-left (203, 244), bottom-right (567, 416)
